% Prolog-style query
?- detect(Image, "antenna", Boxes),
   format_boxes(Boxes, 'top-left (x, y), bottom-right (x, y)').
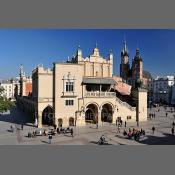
top-left (136, 41), bottom-right (139, 49)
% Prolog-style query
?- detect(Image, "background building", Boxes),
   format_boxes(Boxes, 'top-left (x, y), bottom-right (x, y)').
top-left (150, 76), bottom-right (174, 105)
top-left (19, 65), bottom-right (32, 97)
top-left (0, 78), bottom-right (20, 100)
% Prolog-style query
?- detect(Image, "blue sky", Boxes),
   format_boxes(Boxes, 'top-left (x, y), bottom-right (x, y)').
top-left (0, 29), bottom-right (175, 80)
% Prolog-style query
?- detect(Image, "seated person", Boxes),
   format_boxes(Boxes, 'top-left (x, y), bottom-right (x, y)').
top-left (123, 129), bottom-right (127, 136)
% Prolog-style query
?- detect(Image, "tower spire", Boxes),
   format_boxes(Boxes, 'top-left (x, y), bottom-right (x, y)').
top-left (19, 64), bottom-right (24, 77)
top-left (123, 34), bottom-right (127, 52)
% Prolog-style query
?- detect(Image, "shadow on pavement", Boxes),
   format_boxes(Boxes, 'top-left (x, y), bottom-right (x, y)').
top-left (41, 140), bottom-right (49, 144)
top-left (90, 141), bottom-right (113, 145)
top-left (137, 133), bottom-right (175, 145)
top-left (6, 129), bottom-right (13, 133)
top-left (0, 107), bottom-right (34, 127)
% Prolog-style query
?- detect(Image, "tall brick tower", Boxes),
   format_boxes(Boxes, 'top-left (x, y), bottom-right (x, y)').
top-left (120, 41), bottom-right (130, 82)
top-left (131, 48), bottom-right (143, 87)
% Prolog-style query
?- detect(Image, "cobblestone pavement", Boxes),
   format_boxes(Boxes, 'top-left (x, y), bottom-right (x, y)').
top-left (0, 106), bottom-right (175, 145)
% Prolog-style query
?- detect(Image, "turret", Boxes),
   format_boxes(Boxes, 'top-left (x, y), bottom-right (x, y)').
top-left (109, 50), bottom-right (113, 64)
top-left (75, 45), bottom-right (83, 62)
top-left (92, 43), bottom-right (100, 57)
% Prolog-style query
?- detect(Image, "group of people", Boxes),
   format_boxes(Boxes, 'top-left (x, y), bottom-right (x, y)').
top-left (116, 119), bottom-right (127, 127)
top-left (123, 128), bottom-right (145, 141)
top-left (10, 124), bottom-right (24, 133)
top-left (56, 127), bottom-right (74, 137)
top-left (151, 123), bottom-right (175, 135)
top-left (149, 113), bottom-right (156, 119)
top-left (48, 127), bottom-right (74, 144)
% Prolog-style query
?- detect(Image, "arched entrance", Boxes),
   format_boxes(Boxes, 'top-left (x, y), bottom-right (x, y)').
top-left (42, 106), bottom-right (54, 126)
top-left (85, 104), bottom-right (98, 124)
top-left (69, 117), bottom-right (74, 126)
top-left (101, 103), bottom-right (113, 123)
top-left (58, 118), bottom-right (63, 127)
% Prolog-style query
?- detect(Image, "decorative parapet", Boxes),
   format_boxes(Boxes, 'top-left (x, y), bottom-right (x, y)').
top-left (85, 91), bottom-right (116, 98)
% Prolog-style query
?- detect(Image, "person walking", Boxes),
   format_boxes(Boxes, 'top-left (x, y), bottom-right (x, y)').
top-left (117, 125), bottom-right (120, 134)
top-left (57, 127), bottom-right (60, 134)
top-left (96, 122), bottom-right (98, 129)
top-left (116, 119), bottom-right (118, 126)
top-left (171, 127), bottom-right (174, 135)
top-left (124, 121), bottom-right (127, 128)
top-left (120, 120), bottom-right (123, 126)
top-left (10, 125), bottom-right (13, 132)
top-left (166, 113), bottom-right (168, 117)
top-left (71, 128), bottom-right (74, 137)
top-left (172, 121), bottom-right (175, 127)
top-left (152, 126), bottom-right (155, 134)
top-left (21, 124), bottom-right (23, 130)
top-left (48, 134), bottom-right (52, 144)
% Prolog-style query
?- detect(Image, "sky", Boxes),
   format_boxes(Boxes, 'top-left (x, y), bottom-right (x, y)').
top-left (0, 29), bottom-right (175, 80)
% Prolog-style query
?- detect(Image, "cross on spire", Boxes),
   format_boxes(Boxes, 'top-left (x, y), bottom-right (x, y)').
top-left (95, 42), bottom-right (98, 48)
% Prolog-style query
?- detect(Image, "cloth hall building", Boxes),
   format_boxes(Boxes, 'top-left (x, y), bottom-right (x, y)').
top-left (17, 46), bottom-right (147, 128)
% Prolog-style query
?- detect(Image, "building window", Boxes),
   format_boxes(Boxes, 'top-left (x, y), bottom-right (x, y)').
top-left (65, 100), bottom-right (74, 106)
top-left (127, 116), bottom-right (132, 120)
top-left (66, 81), bottom-right (74, 92)
top-left (63, 72), bottom-right (75, 94)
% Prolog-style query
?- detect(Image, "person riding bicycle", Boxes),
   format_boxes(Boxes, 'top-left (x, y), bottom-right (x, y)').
top-left (100, 135), bottom-right (106, 143)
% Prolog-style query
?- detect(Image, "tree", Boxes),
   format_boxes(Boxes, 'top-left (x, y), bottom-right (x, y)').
top-left (0, 87), bottom-right (15, 113)
top-left (0, 86), bottom-right (4, 97)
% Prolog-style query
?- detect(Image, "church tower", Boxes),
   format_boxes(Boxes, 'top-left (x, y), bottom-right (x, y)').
top-left (120, 40), bottom-right (130, 82)
top-left (131, 48), bottom-right (143, 87)
top-left (19, 64), bottom-right (25, 97)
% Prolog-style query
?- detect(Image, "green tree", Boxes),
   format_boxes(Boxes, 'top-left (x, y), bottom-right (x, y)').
top-left (0, 87), bottom-right (15, 113)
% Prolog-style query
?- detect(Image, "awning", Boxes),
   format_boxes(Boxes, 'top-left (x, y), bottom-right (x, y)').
top-left (82, 77), bottom-right (116, 85)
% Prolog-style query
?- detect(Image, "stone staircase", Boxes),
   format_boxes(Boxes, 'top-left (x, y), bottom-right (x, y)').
top-left (116, 97), bottom-right (136, 112)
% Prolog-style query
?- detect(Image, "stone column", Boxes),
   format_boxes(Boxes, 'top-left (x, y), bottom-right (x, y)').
top-left (98, 108), bottom-right (102, 125)
top-left (37, 111), bottom-right (42, 128)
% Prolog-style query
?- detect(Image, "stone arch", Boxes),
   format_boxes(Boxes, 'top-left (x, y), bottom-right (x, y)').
top-left (101, 102), bottom-right (114, 123)
top-left (100, 101), bottom-right (115, 111)
top-left (69, 117), bottom-right (74, 126)
top-left (42, 105), bottom-right (54, 126)
top-left (85, 102), bottom-right (99, 124)
top-left (58, 118), bottom-right (63, 127)
top-left (84, 102), bottom-right (100, 112)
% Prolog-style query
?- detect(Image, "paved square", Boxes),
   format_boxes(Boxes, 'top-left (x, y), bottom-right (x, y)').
top-left (0, 106), bottom-right (175, 145)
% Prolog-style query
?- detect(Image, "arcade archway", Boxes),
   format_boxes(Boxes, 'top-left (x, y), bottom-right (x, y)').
top-left (42, 106), bottom-right (54, 126)
top-left (85, 104), bottom-right (98, 124)
top-left (69, 117), bottom-right (74, 126)
top-left (58, 118), bottom-right (63, 127)
top-left (101, 103), bottom-right (113, 123)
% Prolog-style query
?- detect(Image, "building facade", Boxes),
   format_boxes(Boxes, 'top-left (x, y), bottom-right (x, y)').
top-left (17, 46), bottom-right (147, 128)
top-left (0, 78), bottom-right (20, 100)
top-left (150, 76), bottom-right (174, 105)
